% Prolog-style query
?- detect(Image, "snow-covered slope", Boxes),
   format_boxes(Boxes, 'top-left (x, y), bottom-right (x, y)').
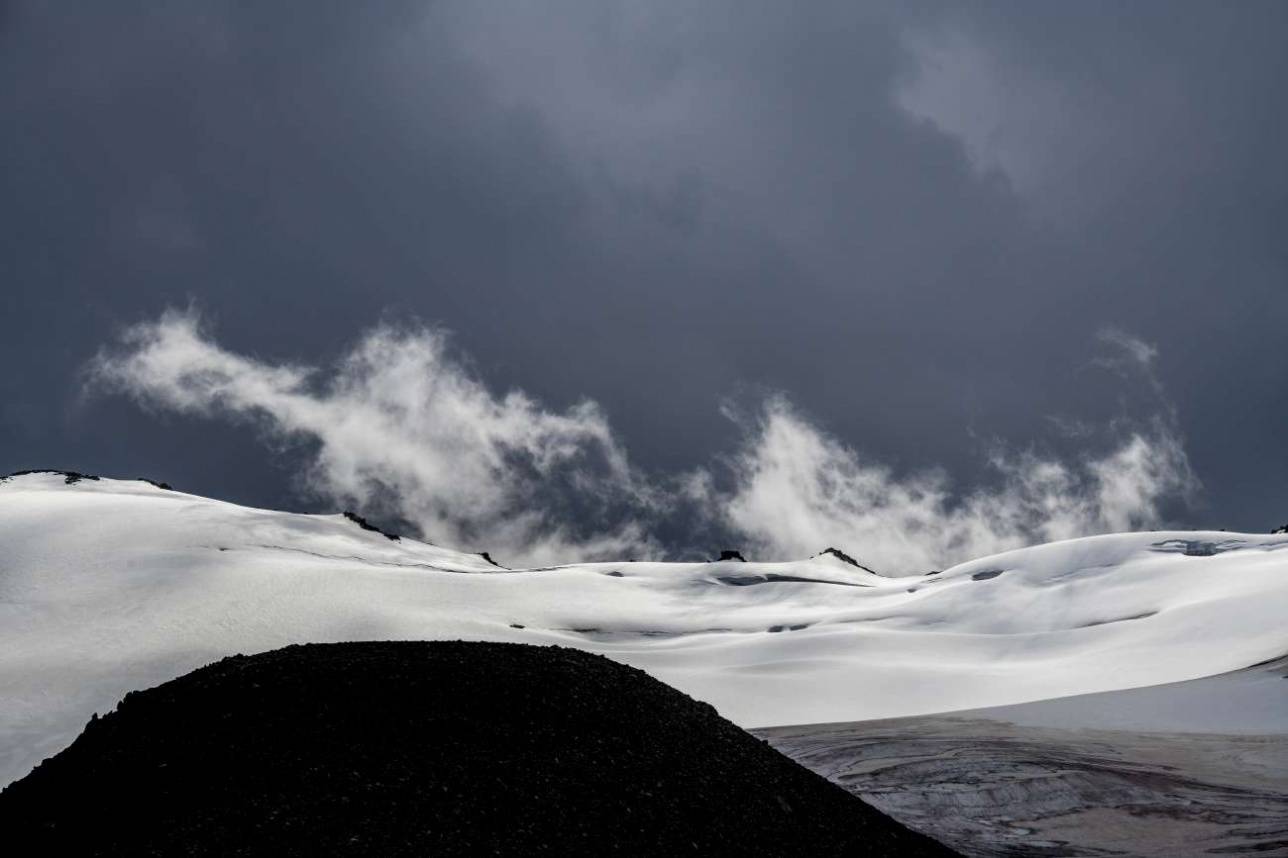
top-left (2, 472), bottom-right (1286, 786)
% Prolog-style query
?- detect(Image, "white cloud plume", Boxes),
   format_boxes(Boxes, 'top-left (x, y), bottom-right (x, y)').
top-left (91, 311), bottom-right (1198, 571)
top-left (715, 398), bottom-right (1196, 573)
top-left (1096, 327), bottom-right (1158, 371)
top-left (90, 310), bottom-right (656, 566)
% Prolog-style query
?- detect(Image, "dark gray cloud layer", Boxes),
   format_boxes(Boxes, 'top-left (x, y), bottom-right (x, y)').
top-left (4, 1), bottom-right (1286, 548)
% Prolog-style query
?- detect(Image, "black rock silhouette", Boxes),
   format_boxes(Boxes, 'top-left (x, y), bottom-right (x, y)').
top-left (341, 510), bottom-right (401, 540)
top-left (816, 547), bottom-right (879, 575)
top-left (4, 469), bottom-right (100, 485)
top-left (0, 642), bottom-right (953, 857)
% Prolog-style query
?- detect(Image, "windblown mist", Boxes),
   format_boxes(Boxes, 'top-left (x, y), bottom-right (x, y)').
top-left (92, 311), bottom-right (1196, 569)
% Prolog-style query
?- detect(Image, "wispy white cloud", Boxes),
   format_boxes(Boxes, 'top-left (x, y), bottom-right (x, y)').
top-left (91, 310), bottom-right (1197, 570)
top-left (707, 398), bottom-right (1195, 573)
top-left (1093, 327), bottom-right (1163, 397)
top-left (1096, 327), bottom-right (1158, 370)
top-left (90, 310), bottom-right (657, 566)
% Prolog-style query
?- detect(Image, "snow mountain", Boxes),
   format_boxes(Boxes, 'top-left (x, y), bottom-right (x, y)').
top-left (2, 472), bottom-right (1286, 787)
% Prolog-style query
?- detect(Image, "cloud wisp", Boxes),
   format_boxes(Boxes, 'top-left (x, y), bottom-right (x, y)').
top-left (91, 311), bottom-right (1197, 570)
top-left (90, 311), bottom-right (657, 567)
top-left (712, 398), bottom-right (1195, 573)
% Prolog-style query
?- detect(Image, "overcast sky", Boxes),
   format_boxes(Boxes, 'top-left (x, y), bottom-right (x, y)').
top-left (4, 2), bottom-right (1287, 562)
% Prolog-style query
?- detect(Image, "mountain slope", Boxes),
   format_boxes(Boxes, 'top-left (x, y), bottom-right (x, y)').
top-left (2, 472), bottom-right (1286, 786)
top-left (0, 641), bottom-right (954, 856)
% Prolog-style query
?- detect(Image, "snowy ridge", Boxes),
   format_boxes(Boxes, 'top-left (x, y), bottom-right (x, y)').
top-left (1, 473), bottom-right (1286, 786)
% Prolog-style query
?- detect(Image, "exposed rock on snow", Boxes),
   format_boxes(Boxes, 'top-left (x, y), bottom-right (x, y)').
top-left (814, 546), bottom-right (879, 574)
top-left (2, 469), bottom-right (100, 485)
top-left (341, 510), bottom-right (401, 541)
top-left (3, 469), bottom-right (171, 490)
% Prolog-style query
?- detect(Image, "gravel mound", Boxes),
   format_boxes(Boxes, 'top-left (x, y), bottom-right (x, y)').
top-left (1, 641), bottom-right (953, 856)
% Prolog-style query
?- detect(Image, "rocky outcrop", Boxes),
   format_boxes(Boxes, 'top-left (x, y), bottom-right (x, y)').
top-left (815, 547), bottom-right (879, 575)
top-left (3, 469), bottom-right (101, 485)
top-left (341, 510), bottom-right (401, 541)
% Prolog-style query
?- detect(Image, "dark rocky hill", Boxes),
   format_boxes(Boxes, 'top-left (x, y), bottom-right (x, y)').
top-left (0, 641), bottom-right (953, 856)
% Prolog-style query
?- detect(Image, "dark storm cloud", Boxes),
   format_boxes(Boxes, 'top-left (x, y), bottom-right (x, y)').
top-left (4, 1), bottom-right (1286, 550)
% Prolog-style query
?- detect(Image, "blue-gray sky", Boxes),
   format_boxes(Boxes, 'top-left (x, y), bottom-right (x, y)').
top-left (4, 1), bottom-right (1287, 563)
